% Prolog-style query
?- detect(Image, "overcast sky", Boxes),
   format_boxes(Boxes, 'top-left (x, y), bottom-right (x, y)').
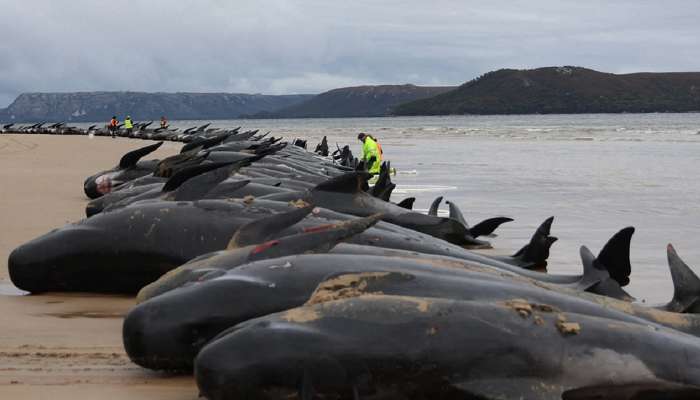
top-left (1, 0), bottom-right (698, 106)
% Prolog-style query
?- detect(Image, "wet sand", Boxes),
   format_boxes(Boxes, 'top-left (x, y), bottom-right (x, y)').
top-left (0, 134), bottom-right (197, 399)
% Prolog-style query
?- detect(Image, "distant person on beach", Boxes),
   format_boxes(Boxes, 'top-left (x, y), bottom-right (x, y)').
top-left (124, 116), bottom-right (134, 136)
top-left (160, 116), bottom-right (168, 129)
top-left (109, 116), bottom-right (119, 138)
top-left (357, 132), bottom-right (382, 174)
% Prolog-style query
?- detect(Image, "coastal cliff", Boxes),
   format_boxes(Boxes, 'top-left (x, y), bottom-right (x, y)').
top-left (0, 92), bottom-right (314, 122)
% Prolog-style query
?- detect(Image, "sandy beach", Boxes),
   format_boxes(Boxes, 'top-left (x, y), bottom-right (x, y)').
top-left (0, 134), bottom-right (197, 399)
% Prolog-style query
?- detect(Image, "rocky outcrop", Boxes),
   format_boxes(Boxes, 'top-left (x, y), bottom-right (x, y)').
top-left (0, 92), bottom-right (314, 122)
top-left (393, 67), bottom-right (700, 115)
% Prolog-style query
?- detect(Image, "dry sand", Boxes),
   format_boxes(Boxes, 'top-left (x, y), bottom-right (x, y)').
top-left (0, 134), bottom-right (198, 399)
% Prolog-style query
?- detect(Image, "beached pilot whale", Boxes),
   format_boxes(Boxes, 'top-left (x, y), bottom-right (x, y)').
top-left (8, 191), bottom-right (549, 295)
top-left (194, 295), bottom-right (700, 400)
top-left (83, 141), bottom-right (164, 198)
top-left (122, 227), bottom-right (645, 371)
top-left (9, 198), bottom-right (329, 294)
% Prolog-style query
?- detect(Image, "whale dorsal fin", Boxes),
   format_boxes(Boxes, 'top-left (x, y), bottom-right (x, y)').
top-left (445, 200), bottom-right (469, 228)
top-left (428, 196), bottom-right (443, 216)
top-left (313, 172), bottom-right (369, 194)
top-left (227, 206), bottom-right (314, 249)
top-left (666, 244), bottom-right (700, 313)
top-left (595, 227), bottom-right (634, 287)
top-left (397, 197), bottom-right (415, 210)
top-left (118, 141), bottom-right (163, 168)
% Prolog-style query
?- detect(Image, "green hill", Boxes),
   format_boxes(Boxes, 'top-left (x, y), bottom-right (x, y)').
top-left (393, 67), bottom-right (700, 115)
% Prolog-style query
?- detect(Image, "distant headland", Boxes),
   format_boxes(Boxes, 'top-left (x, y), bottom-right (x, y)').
top-left (2, 67), bottom-right (700, 122)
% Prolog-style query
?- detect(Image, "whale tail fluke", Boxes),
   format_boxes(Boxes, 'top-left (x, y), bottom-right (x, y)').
top-left (369, 161), bottom-right (395, 202)
top-left (397, 197), bottom-right (415, 210)
top-left (510, 216), bottom-right (557, 270)
top-left (428, 196), bottom-right (443, 216)
top-left (118, 141), bottom-right (164, 168)
top-left (469, 217), bottom-right (514, 238)
top-left (595, 227), bottom-right (634, 287)
top-left (664, 244), bottom-right (700, 313)
top-left (444, 200), bottom-right (513, 238)
top-left (579, 245), bottom-right (634, 301)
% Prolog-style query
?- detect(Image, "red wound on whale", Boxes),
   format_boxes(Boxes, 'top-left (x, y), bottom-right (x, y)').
top-left (303, 224), bottom-right (336, 233)
top-left (96, 175), bottom-right (112, 194)
top-left (250, 240), bottom-right (280, 255)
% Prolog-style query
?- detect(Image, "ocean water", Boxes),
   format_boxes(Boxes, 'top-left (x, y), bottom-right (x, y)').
top-left (83, 114), bottom-right (700, 303)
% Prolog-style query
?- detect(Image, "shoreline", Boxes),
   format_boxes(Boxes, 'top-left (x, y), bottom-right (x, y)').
top-left (0, 134), bottom-right (197, 399)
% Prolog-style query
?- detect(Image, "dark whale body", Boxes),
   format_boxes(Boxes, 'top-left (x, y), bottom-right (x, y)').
top-left (195, 295), bottom-right (700, 400)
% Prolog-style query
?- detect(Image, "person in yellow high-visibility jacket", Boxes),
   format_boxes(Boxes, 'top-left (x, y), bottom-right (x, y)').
top-left (358, 132), bottom-right (381, 174)
top-left (124, 116), bottom-right (134, 136)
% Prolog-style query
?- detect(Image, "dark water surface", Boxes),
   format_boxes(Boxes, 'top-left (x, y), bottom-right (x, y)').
top-left (82, 114), bottom-right (700, 303)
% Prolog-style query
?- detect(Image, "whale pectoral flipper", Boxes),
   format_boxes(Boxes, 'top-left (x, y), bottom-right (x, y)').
top-left (665, 244), bottom-right (700, 313)
top-left (118, 141), bottom-right (163, 169)
top-left (154, 149), bottom-right (209, 178)
top-left (247, 214), bottom-right (383, 261)
top-left (161, 162), bottom-right (234, 194)
top-left (167, 161), bottom-right (250, 201)
top-left (228, 206), bottom-right (315, 249)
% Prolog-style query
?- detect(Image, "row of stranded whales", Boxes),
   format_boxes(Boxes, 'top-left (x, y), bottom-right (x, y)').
top-left (7, 126), bottom-right (700, 399)
top-left (1, 121), bottom-right (224, 140)
top-left (123, 209), bottom-right (697, 372)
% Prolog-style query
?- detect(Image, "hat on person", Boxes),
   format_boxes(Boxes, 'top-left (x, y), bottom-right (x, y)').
top-left (357, 132), bottom-right (367, 140)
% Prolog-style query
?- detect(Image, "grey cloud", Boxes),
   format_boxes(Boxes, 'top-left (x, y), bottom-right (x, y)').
top-left (1, 0), bottom-right (699, 106)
